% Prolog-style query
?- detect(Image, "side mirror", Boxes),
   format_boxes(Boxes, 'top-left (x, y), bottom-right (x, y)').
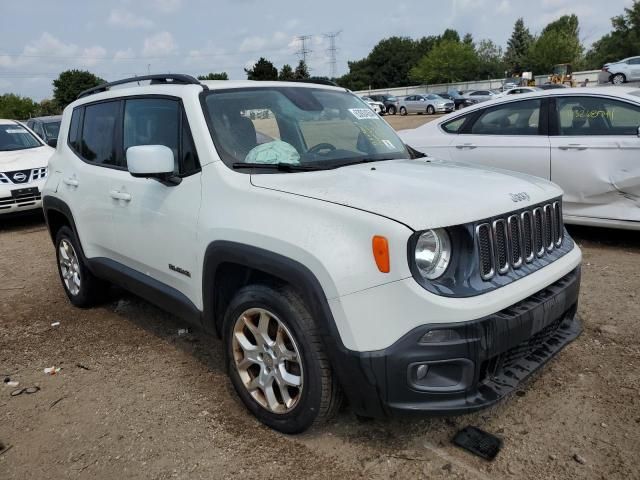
top-left (420, 98), bottom-right (425, 102)
top-left (126, 145), bottom-right (181, 185)
top-left (47, 138), bottom-right (57, 148)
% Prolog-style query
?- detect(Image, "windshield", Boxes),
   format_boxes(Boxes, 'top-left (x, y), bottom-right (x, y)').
top-left (202, 87), bottom-right (410, 171)
top-left (387, 96), bottom-right (398, 101)
top-left (0, 123), bottom-right (42, 151)
top-left (43, 121), bottom-right (61, 138)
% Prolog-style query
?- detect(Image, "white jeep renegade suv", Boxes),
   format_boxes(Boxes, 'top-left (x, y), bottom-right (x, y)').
top-left (42, 75), bottom-right (582, 433)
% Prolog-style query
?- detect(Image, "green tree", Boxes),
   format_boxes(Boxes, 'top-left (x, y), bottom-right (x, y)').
top-left (38, 99), bottom-right (62, 116)
top-left (409, 40), bottom-right (478, 84)
top-left (528, 15), bottom-right (583, 74)
top-left (504, 18), bottom-right (534, 74)
top-left (197, 72), bottom-right (228, 80)
top-left (475, 39), bottom-right (507, 79)
top-left (441, 29), bottom-right (461, 43)
top-left (585, 0), bottom-right (640, 68)
top-left (294, 60), bottom-right (310, 80)
top-left (245, 57), bottom-right (278, 80)
top-left (462, 33), bottom-right (474, 47)
top-left (53, 70), bottom-right (105, 109)
top-left (278, 64), bottom-right (295, 81)
top-left (336, 36), bottom-right (437, 90)
top-left (0, 94), bottom-right (38, 119)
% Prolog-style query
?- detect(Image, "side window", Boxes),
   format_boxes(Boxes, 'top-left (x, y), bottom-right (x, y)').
top-left (81, 101), bottom-right (120, 166)
top-left (68, 108), bottom-right (82, 153)
top-left (442, 115), bottom-right (468, 134)
top-left (470, 99), bottom-right (541, 135)
top-left (628, 58), bottom-right (640, 65)
top-left (557, 96), bottom-right (640, 136)
top-left (124, 98), bottom-right (200, 176)
top-left (33, 122), bottom-right (45, 139)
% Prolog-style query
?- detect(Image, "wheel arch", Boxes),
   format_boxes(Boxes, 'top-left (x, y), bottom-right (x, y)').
top-left (202, 241), bottom-right (342, 344)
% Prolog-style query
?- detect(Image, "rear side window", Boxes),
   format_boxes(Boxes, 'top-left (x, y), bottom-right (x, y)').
top-left (81, 101), bottom-right (120, 166)
top-left (556, 96), bottom-right (640, 135)
top-left (441, 116), bottom-right (468, 133)
top-left (123, 97), bottom-right (200, 176)
top-left (68, 109), bottom-right (82, 152)
top-left (470, 99), bottom-right (541, 136)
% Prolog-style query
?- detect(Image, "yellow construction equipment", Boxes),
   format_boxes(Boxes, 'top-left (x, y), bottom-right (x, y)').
top-left (549, 64), bottom-right (575, 87)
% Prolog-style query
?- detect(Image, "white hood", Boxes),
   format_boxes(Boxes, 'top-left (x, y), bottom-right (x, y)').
top-left (251, 158), bottom-right (563, 230)
top-left (0, 145), bottom-right (53, 171)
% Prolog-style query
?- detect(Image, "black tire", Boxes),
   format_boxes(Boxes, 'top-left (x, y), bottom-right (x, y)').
top-left (223, 284), bottom-right (341, 434)
top-left (55, 226), bottom-right (106, 307)
top-left (399, 106), bottom-right (407, 116)
top-left (426, 105), bottom-right (435, 115)
top-left (611, 73), bottom-right (626, 85)
top-left (387, 105), bottom-right (397, 115)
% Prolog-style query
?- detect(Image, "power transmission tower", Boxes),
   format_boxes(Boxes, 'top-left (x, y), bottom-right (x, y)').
top-left (324, 31), bottom-right (341, 79)
top-left (295, 35), bottom-right (312, 64)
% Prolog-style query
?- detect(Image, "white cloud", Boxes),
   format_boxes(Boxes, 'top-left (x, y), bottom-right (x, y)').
top-left (142, 31), bottom-right (177, 57)
top-left (148, 0), bottom-right (182, 13)
top-left (107, 9), bottom-right (154, 29)
top-left (239, 31), bottom-right (296, 54)
top-left (496, 0), bottom-right (511, 13)
top-left (114, 48), bottom-right (136, 62)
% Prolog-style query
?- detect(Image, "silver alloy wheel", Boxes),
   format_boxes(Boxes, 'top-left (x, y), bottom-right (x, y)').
top-left (232, 308), bottom-right (303, 414)
top-left (612, 74), bottom-right (624, 85)
top-left (58, 239), bottom-right (81, 296)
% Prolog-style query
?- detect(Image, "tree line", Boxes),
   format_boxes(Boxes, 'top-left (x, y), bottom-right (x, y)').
top-left (1, 0), bottom-right (638, 118)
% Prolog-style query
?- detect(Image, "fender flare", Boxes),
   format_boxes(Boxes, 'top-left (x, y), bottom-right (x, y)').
top-left (201, 240), bottom-right (343, 343)
top-left (42, 196), bottom-right (87, 259)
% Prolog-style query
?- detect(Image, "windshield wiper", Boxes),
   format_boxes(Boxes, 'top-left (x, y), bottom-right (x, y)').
top-left (232, 162), bottom-right (321, 172)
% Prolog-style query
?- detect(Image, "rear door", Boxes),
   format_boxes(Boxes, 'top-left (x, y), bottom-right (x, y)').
top-left (448, 98), bottom-right (551, 179)
top-left (549, 95), bottom-right (640, 223)
top-left (628, 57), bottom-right (640, 81)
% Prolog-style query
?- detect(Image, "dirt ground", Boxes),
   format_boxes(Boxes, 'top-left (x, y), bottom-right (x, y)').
top-left (1, 116), bottom-right (639, 479)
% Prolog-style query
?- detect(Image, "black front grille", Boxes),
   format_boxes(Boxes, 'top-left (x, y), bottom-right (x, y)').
top-left (476, 200), bottom-right (564, 281)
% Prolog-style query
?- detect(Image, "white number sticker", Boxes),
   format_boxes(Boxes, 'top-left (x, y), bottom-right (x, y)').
top-left (349, 108), bottom-right (379, 120)
top-left (6, 128), bottom-right (27, 133)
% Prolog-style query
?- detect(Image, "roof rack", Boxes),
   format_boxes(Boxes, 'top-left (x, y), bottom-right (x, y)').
top-left (288, 78), bottom-right (340, 87)
top-left (77, 74), bottom-right (207, 99)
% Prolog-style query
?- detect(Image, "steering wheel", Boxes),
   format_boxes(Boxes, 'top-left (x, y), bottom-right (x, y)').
top-left (307, 143), bottom-right (337, 156)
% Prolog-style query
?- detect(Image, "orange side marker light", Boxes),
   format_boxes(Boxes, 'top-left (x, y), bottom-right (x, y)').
top-left (372, 235), bottom-right (390, 273)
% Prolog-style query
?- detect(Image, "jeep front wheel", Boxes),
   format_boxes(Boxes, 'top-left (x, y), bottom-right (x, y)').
top-left (223, 284), bottom-right (341, 433)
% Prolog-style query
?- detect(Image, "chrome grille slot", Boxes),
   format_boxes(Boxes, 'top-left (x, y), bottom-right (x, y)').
top-left (476, 200), bottom-right (565, 281)
top-left (508, 214), bottom-right (523, 268)
top-left (553, 201), bottom-right (563, 247)
top-left (493, 219), bottom-right (509, 274)
top-left (521, 211), bottom-right (534, 263)
top-left (533, 207), bottom-right (545, 257)
top-left (476, 223), bottom-right (495, 280)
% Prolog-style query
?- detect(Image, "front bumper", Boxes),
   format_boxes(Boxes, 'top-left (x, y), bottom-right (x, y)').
top-left (434, 105), bottom-right (454, 113)
top-left (333, 267), bottom-right (581, 418)
top-left (0, 183), bottom-right (43, 215)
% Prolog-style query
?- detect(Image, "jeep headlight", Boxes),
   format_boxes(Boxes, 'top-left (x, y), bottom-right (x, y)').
top-left (414, 229), bottom-right (451, 280)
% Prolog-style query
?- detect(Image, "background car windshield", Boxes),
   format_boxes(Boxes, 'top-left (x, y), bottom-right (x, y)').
top-left (0, 124), bottom-right (41, 151)
top-left (203, 87), bottom-right (409, 168)
top-left (43, 121), bottom-right (61, 139)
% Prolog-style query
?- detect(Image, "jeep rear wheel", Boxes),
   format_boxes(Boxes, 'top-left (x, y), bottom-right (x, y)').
top-left (223, 284), bottom-right (341, 433)
top-left (55, 226), bottom-right (107, 307)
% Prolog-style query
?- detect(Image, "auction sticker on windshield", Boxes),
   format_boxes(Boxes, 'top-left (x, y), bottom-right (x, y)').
top-left (349, 108), bottom-right (379, 120)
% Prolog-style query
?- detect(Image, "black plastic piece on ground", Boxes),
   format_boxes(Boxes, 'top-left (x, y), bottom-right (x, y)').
top-left (452, 426), bottom-right (502, 460)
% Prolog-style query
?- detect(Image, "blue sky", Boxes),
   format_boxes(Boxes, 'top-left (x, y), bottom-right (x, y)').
top-left (0, 0), bottom-right (633, 100)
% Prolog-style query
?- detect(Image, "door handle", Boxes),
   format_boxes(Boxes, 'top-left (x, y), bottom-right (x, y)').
top-left (558, 144), bottom-right (588, 150)
top-left (109, 190), bottom-right (132, 201)
top-left (63, 177), bottom-right (79, 187)
top-left (455, 143), bottom-right (477, 150)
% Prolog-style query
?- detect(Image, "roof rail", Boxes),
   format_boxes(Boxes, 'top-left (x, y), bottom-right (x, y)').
top-left (77, 74), bottom-right (207, 99)
top-left (288, 78), bottom-right (340, 87)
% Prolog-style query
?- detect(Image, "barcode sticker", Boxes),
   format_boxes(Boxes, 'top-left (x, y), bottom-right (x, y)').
top-left (349, 108), bottom-right (379, 120)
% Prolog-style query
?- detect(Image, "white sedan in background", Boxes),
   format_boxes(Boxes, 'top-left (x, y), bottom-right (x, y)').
top-left (399, 87), bottom-right (640, 230)
top-left (361, 96), bottom-right (385, 115)
top-left (495, 86), bottom-right (542, 97)
top-left (0, 120), bottom-right (53, 215)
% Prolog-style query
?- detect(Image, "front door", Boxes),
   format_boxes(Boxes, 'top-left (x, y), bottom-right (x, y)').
top-left (550, 95), bottom-right (640, 223)
top-left (110, 97), bottom-right (202, 304)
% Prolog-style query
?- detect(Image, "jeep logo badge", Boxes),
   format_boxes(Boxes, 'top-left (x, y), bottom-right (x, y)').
top-left (12, 172), bottom-right (27, 182)
top-left (509, 192), bottom-right (530, 202)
